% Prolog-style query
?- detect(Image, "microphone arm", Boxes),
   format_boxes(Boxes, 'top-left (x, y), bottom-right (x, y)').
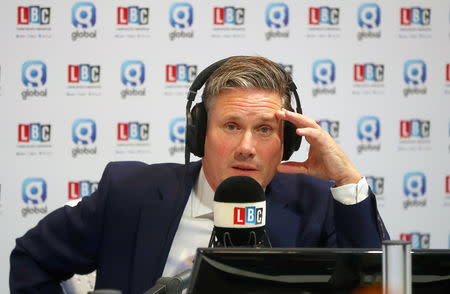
top-left (143, 269), bottom-right (191, 294)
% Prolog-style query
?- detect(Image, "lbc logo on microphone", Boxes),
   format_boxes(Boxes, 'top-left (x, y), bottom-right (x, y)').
top-left (234, 206), bottom-right (263, 225)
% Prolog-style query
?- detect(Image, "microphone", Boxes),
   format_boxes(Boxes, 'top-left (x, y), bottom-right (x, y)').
top-left (208, 176), bottom-right (272, 248)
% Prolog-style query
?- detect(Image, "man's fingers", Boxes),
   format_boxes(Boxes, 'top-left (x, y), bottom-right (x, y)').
top-left (277, 161), bottom-right (308, 175)
top-left (276, 109), bottom-right (319, 129)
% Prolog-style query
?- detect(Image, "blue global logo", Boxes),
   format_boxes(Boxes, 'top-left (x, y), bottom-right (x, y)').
top-left (121, 61), bottom-right (145, 87)
top-left (72, 2), bottom-right (96, 28)
top-left (22, 178), bottom-right (47, 204)
top-left (357, 116), bottom-right (380, 142)
top-left (169, 3), bottom-right (193, 28)
top-left (358, 3), bottom-right (380, 29)
top-left (312, 60), bottom-right (335, 85)
top-left (170, 117), bottom-right (186, 143)
top-left (404, 60), bottom-right (426, 85)
top-left (266, 3), bottom-right (289, 28)
top-left (403, 172), bottom-right (426, 197)
top-left (72, 119), bottom-right (96, 145)
top-left (22, 61), bottom-right (47, 87)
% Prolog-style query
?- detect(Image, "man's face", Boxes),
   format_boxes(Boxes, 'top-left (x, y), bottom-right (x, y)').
top-left (202, 88), bottom-right (284, 191)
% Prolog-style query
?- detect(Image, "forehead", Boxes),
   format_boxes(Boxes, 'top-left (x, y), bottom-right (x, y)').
top-left (210, 89), bottom-right (282, 117)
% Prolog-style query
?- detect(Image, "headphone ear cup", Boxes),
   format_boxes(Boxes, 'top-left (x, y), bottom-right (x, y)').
top-left (282, 121), bottom-right (302, 161)
top-left (186, 102), bottom-right (207, 157)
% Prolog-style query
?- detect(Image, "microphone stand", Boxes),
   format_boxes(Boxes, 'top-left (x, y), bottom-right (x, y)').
top-left (143, 269), bottom-right (191, 294)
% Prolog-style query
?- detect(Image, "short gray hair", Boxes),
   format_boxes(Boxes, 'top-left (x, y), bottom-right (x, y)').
top-left (201, 56), bottom-right (293, 113)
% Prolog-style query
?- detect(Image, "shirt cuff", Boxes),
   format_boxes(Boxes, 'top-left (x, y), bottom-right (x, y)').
top-left (330, 177), bottom-right (369, 205)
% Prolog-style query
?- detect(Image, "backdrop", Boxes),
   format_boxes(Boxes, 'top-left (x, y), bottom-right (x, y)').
top-left (1, 0), bottom-right (450, 290)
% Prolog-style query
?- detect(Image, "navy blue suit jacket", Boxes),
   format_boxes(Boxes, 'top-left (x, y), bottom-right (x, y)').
top-left (10, 161), bottom-right (388, 294)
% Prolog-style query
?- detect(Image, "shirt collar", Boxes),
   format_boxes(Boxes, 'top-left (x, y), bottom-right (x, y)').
top-left (189, 166), bottom-right (214, 219)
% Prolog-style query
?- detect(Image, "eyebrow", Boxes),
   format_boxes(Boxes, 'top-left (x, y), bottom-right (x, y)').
top-left (222, 114), bottom-right (278, 124)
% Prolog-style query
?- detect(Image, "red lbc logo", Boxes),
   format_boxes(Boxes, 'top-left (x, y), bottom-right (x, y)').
top-left (233, 206), bottom-right (263, 225)
top-left (446, 176), bottom-right (450, 194)
top-left (68, 181), bottom-right (98, 200)
top-left (446, 64), bottom-right (450, 82)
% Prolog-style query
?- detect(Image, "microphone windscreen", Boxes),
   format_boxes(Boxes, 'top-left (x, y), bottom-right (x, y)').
top-left (214, 176), bottom-right (265, 203)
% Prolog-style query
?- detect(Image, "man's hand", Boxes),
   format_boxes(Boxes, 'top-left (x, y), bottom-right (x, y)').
top-left (276, 109), bottom-right (361, 186)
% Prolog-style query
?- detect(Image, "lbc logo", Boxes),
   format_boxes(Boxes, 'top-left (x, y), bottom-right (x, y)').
top-left (354, 64), bottom-right (384, 82)
top-left (68, 64), bottom-right (100, 83)
top-left (18, 123), bottom-right (51, 142)
top-left (117, 6), bottom-right (149, 25)
top-left (309, 7), bottom-right (339, 25)
top-left (400, 233), bottom-right (430, 249)
top-left (166, 64), bottom-right (197, 83)
top-left (117, 122), bottom-right (149, 141)
top-left (366, 176), bottom-right (384, 195)
top-left (318, 120), bottom-right (339, 138)
top-left (17, 6), bottom-right (50, 25)
top-left (400, 120), bottom-right (430, 138)
top-left (214, 6), bottom-right (244, 25)
top-left (234, 206), bottom-right (263, 225)
top-left (68, 181), bottom-right (98, 200)
top-left (72, 2), bottom-right (96, 28)
top-left (400, 7), bottom-right (430, 26)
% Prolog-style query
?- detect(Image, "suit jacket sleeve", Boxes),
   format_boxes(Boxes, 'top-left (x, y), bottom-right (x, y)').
top-left (9, 162), bottom-right (114, 293)
top-left (332, 190), bottom-right (390, 248)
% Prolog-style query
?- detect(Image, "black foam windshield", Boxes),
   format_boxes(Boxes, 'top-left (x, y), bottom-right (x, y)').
top-left (214, 176), bottom-right (265, 203)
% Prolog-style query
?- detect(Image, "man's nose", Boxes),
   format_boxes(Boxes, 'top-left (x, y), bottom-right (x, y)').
top-left (235, 130), bottom-right (256, 159)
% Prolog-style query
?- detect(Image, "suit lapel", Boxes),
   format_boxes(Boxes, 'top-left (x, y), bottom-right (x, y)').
top-left (130, 161), bottom-right (202, 294)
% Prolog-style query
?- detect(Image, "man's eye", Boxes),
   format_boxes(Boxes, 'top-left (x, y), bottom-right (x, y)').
top-left (259, 126), bottom-right (271, 134)
top-left (226, 123), bottom-right (237, 131)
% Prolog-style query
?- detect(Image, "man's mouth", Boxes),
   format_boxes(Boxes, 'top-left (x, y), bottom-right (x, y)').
top-left (232, 166), bottom-right (256, 171)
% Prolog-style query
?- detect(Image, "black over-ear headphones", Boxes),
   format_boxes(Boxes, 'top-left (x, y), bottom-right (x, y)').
top-left (185, 57), bottom-right (303, 164)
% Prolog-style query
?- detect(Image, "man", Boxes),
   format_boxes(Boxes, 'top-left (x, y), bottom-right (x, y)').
top-left (10, 56), bottom-right (388, 294)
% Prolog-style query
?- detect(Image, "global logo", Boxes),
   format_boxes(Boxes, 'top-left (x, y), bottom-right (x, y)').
top-left (71, 2), bottom-right (97, 41)
top-left (357, 3), bottom-right (381, 41)
top-left (403, 60), bottom-right (427, 97)
top-left (312, 60), bottom-right (336, 97)
top-left (21, 178), bottom-right (48, 217)
top-left (265, 3), bottom-right (289, 40)
top-left (22, 61), bottom-right (46, 87)
top-left (22, 178), bottom-right (47, 204)
top-left (403, 172), bottom-right (427, 209)
top-left (72, 2), bottom-right (96, 28)
top-left (170, 3), bottom-right (193, 28)
top-left (121, 60), bottom-right (145, 87)
top-left (72, 119), bottom-right (96, 145)
top-left (21, 60), bottom-right (48, 100)
top-left (358, 3), bottom-right (380, 29)
top-left (313, 60), bottom-right (335, 85)
top-left (404, 60), bottom-right (426, 85)
top-left (357, 116), bottom-right (381, 153)
top-left (72, 119), bottom-right (97, 158)
top-left (169, 117), bottom-right (185, 155)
